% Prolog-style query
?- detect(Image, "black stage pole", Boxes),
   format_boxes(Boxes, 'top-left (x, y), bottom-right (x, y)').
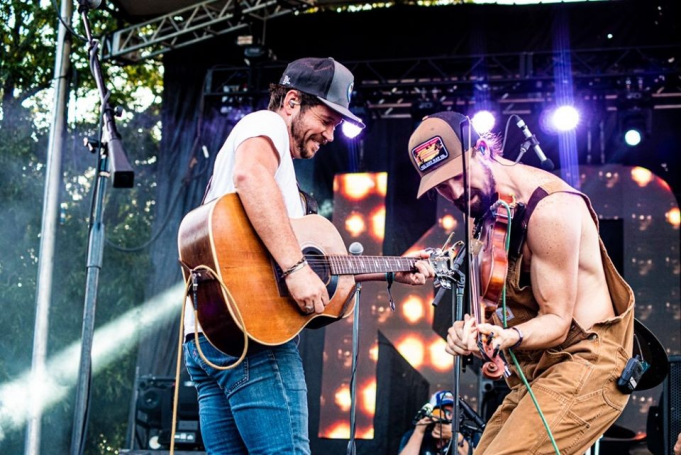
top-left (70, 1), bottom-right (134, 454)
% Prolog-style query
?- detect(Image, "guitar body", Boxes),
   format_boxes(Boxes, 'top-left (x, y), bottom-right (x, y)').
top-left (178, 193), bottom-right (356, 356)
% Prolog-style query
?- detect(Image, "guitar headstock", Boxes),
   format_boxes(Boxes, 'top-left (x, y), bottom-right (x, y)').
top-left (426, 240), bottom-right (466, 290)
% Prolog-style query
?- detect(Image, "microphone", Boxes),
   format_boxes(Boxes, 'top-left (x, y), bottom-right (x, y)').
top-left (458, 397), bottom-right (486, 431)
top-left (516, 117), bottom-right (554, 171)
top-left (77, 0), bottom-right (103, 9)
top-left (412, 403), bottom-right (434, 425)
top-left (349, 242), bottom-right (364, 256)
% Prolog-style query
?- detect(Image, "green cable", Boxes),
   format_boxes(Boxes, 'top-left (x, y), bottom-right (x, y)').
top-left (496, 200), bottom-right (561, 455)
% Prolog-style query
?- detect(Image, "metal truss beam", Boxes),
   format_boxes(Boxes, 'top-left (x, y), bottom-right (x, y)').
top-left (204, 45), bottom-right (681, 118)
top-left (103, 0), bottom-right (313, 63)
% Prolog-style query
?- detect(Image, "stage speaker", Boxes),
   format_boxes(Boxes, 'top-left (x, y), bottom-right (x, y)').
top-left (133, 373), bottom-right (203, 451)
top-left (662, 355), bottom-right (680, 455)
top-left (136, 376), bottom-right (173, 429)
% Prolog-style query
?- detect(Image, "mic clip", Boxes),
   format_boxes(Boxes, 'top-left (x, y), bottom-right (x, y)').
top-left (519, 135), bottom-right (539, 159)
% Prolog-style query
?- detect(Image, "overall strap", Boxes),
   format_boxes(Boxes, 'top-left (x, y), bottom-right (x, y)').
top-left (509, 180), bottom-right (583, 260)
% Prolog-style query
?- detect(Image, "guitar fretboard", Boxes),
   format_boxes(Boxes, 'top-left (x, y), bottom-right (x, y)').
top-left (326, 255), bottom-right (418, 275)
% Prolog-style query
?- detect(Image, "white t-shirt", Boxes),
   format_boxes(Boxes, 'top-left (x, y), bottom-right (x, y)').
top-left (184, 110), bottom-right (305, 337)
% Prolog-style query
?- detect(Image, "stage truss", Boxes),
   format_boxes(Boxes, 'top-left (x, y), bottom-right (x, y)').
top-left (201, 45), bottom-right (681, 118)
top-left (103, 0), bottom-right (314, 63)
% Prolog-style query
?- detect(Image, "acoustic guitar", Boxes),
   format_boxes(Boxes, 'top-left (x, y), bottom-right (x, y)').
top-left (178, 193), bottom-right (451, 357)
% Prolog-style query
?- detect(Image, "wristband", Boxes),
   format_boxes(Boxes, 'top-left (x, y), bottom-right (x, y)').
top-left (281, 257), bottom-right (307, 278)
top-left (510, 326), bottom-right (523, 350)
top-left (385, 272), bottom-right (395, 311)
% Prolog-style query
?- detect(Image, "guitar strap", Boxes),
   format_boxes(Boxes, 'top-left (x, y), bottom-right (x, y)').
top-left (298, 185), bottom-right (319, 215)
top-left (200, 176), bottom-right (213, 205)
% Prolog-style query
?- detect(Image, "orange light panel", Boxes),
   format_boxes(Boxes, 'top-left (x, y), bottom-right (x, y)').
top-left (396, 336), bottom-right (425, 368)
top-left (334, 384), bottom-right (351, 412)
top-left (361, 380), bottom-right (377, 415)
top-left (429, 338), bottom-right (453, 371)
top-left (631, 167), bottom-right (653, 187)
top-left (339, 174), bottom-right (376, 200)
top-left (370, 206), bottom-right (386, 241)
top-left (345, 212), bottom-right (366, 237)
top-left (666, 208), bottom-right (680, 228)
top-left (401, 295), bottom-right (425, 324)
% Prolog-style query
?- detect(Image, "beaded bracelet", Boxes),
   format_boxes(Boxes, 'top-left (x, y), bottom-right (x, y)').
top-left (510, 326), bottom-right (524, 350)
top-left (281, 257), bottom-right (308, 278)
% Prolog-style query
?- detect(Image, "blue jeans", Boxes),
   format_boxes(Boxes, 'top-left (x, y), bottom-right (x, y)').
top-left (183, 334), bottom-right (311, 454)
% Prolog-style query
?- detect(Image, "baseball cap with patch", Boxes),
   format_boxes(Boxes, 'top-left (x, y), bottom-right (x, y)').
top-left (429, 390), bottom-right (454, 409)
top-left (408, 111), bottom-right (480, 198)
top-left (279, 57), bottom-right (365, 129)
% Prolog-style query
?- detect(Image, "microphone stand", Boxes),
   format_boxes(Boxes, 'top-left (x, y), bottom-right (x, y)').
top-left (346, 243), bottom-right (364, 455)
top-left (70, 2), bottom-right (134, 455)
top-left (441, 118), bottom-right (474, 455)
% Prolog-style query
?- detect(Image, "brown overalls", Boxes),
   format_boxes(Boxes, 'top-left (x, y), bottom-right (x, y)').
top-left (474, 181), bottom-right (635, 455)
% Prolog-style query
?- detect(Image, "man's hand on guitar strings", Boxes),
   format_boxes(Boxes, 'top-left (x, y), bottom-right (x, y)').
top-left (394, 249), bottom-right (436, 285)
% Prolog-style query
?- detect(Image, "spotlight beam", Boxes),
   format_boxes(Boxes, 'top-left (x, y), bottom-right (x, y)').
top-left (0, 282), bottom-right (185, 441)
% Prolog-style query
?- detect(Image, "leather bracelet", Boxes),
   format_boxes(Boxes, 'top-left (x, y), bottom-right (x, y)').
top-left (510, 326), bottom-right (523, 350)
top-left (281, 257), bottom-right (307, 278)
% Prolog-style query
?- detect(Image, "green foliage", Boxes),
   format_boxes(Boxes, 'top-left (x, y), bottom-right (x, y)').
top-left (0, 0), bottom-right (56, 107)
top-left (0, 2), bottom-right (163, 454)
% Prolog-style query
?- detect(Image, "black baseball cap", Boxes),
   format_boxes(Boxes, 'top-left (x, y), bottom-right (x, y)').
top-left (279, 57), bottom-right (365, 129)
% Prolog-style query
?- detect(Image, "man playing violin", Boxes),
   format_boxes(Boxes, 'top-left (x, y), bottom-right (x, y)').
top-left (407, 111), bottom-right (635, 455)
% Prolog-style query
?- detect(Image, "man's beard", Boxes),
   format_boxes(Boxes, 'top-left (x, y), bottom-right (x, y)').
top-left (453, 165), bottom-right (496, 219)
top-left (291, 114), bottom-right (322, 160)
top-left (454, 188), bottom-right (493, 219)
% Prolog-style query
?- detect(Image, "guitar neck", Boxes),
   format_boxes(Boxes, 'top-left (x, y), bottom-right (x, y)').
top-left (326, 255), bottom-right (418, 276)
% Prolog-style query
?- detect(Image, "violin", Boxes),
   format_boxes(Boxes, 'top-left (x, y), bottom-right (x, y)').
top-left (468, 194), bottom-right (515, 380)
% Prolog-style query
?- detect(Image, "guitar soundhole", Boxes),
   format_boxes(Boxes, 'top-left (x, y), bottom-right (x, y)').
top-left (304, 247), bottom-right (338, 298)
top-left (273, 247), bottom-right (338, 298)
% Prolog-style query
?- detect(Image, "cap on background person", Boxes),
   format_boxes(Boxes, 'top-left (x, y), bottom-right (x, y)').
top-left (407, 111), bottom-right (480, 198)
top-left (279, 57), bottom-right (365, 129)
top-left (429, 390), bottom-right (455, 409)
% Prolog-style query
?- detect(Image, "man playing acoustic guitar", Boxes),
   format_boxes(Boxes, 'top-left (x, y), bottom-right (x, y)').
top-left (407, 111), bottom-right (635, 455)
top-left (183, 57), bottom-right (435, 455)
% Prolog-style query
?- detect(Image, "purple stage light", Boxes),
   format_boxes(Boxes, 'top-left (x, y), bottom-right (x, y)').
top-left (550, 105), bottom-right (580, 132)
top-left (342, 120), bottom-right (363, 139)
top-left (471, 110), bottom-right (496, 134)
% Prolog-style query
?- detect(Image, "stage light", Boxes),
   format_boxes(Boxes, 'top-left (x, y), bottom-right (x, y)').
top-left (619, 108), bottom-right (649, 147)
top-left (624, 128), bottom-right (642, 147)
top-left (550, 105), bottom-right (579, 132)
top-left (342, 121), bottom-right (363, 139)
top-left (617, 91), bottom-right (652, 148)
top-left (471, 110), bottom-right (495, 134)
top-left (343, 91), bottom-right (370, 138)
